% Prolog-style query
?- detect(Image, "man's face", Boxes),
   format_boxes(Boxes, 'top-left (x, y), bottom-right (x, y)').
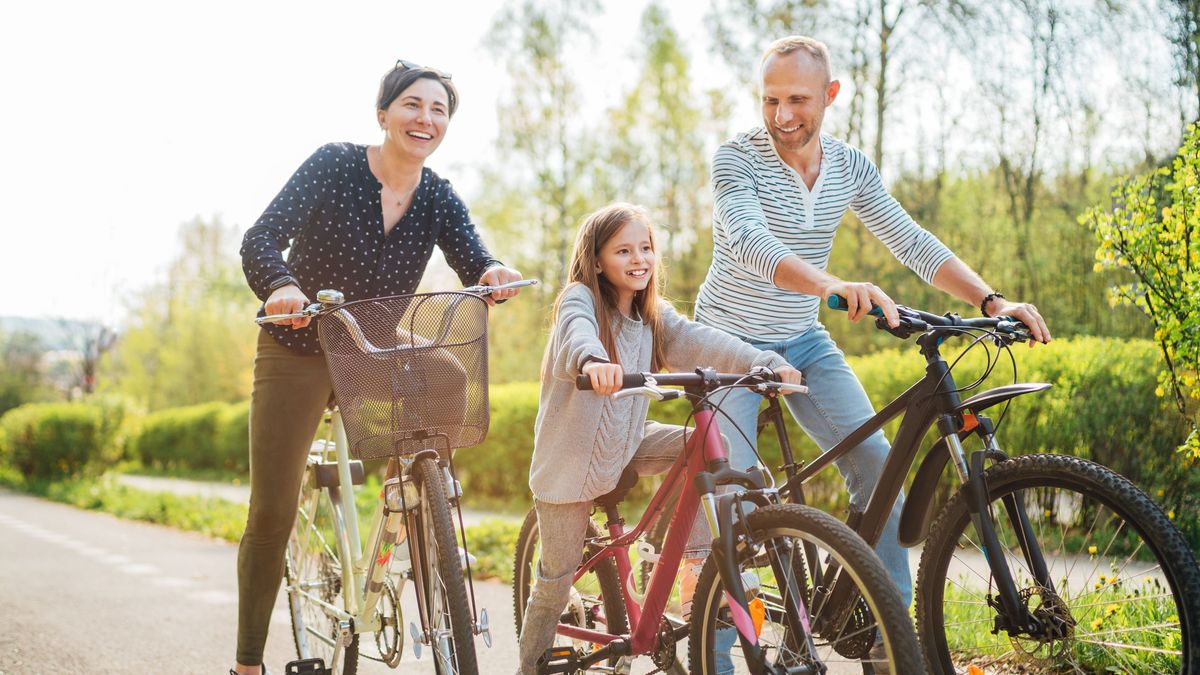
top-left (761, 51), bottom-right (838, 155)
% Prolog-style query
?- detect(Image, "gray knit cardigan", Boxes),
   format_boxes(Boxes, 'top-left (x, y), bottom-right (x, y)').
top-left (529, 283), bottom-right (789, 504)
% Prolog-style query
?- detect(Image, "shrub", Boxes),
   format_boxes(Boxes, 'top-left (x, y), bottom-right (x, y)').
top-left (0, 401), bottom-right (125, 480)
top-left (133, 401), bottom-right (227, 470)
top-left (214, 401), bottom-right (250, 473)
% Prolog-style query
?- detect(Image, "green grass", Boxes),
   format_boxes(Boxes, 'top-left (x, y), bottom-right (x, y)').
top-left (940, 574), bottom-right (1182, 673)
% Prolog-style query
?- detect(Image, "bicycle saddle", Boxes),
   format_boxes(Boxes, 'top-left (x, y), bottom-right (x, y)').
top-left (594, 466), bottom-right (639, 508)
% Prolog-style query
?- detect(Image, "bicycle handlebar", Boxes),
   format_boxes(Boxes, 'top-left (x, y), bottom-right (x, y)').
top-left (826, 295), bottom-right (1032, 342)
top-left (574, 368), bottom-right (808, 396)
top-left (254, 279), bottom-right (539, 326)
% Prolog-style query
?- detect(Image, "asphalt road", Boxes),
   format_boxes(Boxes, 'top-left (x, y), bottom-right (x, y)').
top-left (0, 488), bottom-right (519, 674)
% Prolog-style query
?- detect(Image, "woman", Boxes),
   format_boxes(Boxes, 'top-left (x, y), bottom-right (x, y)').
top-left (232, 60), bottom-right (522, 675)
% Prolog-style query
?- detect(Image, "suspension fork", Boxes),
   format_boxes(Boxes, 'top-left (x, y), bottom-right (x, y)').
top-left (938, 415), bottom-right (1045, 633)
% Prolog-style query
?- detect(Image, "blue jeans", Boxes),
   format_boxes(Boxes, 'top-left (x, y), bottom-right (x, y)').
top-left (716, 325), bottom-right (912, 608)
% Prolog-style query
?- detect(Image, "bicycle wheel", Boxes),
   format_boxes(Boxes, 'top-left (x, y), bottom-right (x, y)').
top-left (411, 456), bottom-right (477, 674)
top-left (285, 479), bottom-right (360, 675)
top-left (688, 503), bottom-right (924, 674)
top-left (916, 453), bottom-right (1200, 674)
top-left (512, 508), bottom-right (629, 669)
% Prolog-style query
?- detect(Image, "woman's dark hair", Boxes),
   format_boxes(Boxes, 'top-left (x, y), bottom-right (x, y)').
top-left (376, 63), bottom-right (459, 117)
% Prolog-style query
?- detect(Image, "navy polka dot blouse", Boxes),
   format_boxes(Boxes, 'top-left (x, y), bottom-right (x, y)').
top-left (241, 142), bottom-right (503, 355)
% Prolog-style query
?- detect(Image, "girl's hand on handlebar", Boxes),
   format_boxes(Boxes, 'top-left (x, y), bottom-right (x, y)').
top-left (988, 297), bottom-right (1052, 346)
top-left (478, 266), bottom-right (524, 305)
top-left (265, 284), bottom-right (311, 329)
top-left (825, 282), bottom-right (899, 328)
top-left (582, 361), bottom-right (624, 396)
top-left (774, 365), bottom-right (805, 387)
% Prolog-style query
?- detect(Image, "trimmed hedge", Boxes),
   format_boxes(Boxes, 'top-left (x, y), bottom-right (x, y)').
top-left (132, 400), bottom-right (248, 473)
top-left (0, 398), bottom-right (130, 479)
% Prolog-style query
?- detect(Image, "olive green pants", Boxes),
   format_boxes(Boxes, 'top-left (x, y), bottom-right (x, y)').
top-left (236, 330), bottom-right (333, 666)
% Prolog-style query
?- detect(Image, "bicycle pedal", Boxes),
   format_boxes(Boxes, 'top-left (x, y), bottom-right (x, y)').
top-left (537, 646), bottom-right (579, 674)
top-left (285, 658), bottom-right (329, 675)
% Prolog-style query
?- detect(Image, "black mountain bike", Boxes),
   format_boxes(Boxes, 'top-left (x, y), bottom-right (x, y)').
top-left (642, 297), bottom-right (1199, 673)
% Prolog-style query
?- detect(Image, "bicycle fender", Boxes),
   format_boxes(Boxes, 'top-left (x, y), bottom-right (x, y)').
top-left (897, 382), bottom-right (1051, 548)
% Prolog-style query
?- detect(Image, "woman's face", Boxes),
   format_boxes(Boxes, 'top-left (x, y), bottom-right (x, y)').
top-left (378, 77), bottom-right (450, 160)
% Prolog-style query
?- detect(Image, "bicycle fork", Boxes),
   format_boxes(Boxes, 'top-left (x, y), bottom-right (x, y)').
top-left (937, 414), bottom-right (1060, 638)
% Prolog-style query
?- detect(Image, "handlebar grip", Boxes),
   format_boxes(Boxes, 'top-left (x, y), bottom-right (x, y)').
top-left (826, 295), bottom-right (884, 317)
top-left (575, 372), bottom-right (649, 390)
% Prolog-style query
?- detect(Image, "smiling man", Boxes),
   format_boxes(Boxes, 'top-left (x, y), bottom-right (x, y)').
top-left (693, 35), bottom-right (1050, 669)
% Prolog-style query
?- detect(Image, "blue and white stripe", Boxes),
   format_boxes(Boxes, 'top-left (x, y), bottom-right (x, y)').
top-left (694, 129), bottom-right (954, 340)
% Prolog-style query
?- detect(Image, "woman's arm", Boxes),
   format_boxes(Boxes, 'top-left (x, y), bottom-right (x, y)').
top-left (240, 145), bottom-right (335, 301)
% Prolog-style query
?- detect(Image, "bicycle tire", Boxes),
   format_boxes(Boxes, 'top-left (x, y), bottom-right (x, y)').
top-left (916, 453), bottom-right (1200, 674)
top-left (285, 483), bottom-right (360, 675)
top-left (412, 456), bottom-right (478, 675)
top-left (512, 508), bottom-right (629, 670)
top-left (688, 503), bottom-right (924, 674)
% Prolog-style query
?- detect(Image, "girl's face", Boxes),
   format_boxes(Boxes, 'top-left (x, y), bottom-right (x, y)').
top-left (596, 219), bottom-right (656, 309)
top-left (377, 78), bottom-right (450, 161)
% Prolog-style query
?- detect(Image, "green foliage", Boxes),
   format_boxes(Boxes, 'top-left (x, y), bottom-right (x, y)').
top-left (133, 400), bottom-right (248, 473)
top-left (1083, 123), bottom-right (1200, 458)
top-left (463, 518), bottom-right (523, 584)
top-left (99, 216), bottom-right (260, 410)
top-left (0, 329), bottom-right (50, 414)
top-left (452, 382), bottom-right (540, 504)
top-left (0, 400), bottom-right (127, 480)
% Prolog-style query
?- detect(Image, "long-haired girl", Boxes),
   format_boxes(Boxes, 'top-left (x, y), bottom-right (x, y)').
top-left (517, 203), bottom-right (803, 673)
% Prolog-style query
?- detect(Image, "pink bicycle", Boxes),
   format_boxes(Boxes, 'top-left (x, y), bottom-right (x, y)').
top-left (512, 368), bottom-right (924, 674)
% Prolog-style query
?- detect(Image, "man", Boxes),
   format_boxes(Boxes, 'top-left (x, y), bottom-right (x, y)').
top-left (693, 34), bottom-right (1050, 659)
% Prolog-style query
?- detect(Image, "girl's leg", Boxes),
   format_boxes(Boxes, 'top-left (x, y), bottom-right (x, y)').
top-left (517, 500), bottom-right (594, 675)
top-left (235, 331), bottom-right (333, 668)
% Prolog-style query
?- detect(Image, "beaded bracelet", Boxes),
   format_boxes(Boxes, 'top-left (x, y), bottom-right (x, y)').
top-left (980, 291), bottom-right (1005, 317)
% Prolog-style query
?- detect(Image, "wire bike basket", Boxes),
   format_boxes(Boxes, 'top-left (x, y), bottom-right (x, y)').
top-left (318, 291), bottom-right (489, 460)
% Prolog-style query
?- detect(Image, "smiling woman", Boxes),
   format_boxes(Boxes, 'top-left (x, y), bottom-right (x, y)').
top-left (231, 59), bottom-right (524, 675)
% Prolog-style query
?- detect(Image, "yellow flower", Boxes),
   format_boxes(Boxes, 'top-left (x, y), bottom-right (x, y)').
top-left (1091, 617), bottom-right (1104, 630)
top-left (1157, 489), bottom-right (1165, 497)
top-left (1106, 603), bottom-right (1121, 616)
top-left (1088, 545), bottom-right (1098, 555)
top-left (1168, 510), bottom-right (1176, 520)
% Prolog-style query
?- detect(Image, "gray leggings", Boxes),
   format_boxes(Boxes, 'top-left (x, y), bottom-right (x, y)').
top-left (517, 422), bottom-right (713, 674)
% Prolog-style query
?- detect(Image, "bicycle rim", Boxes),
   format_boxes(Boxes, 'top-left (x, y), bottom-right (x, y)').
top-left (917, 453), bottom-right (1199, 674)
top-left (688, 503), bottom-right (923, 674)
top-left (285, 487), bottom-right (359, 674)
top-left (512, 508), bottom-right (628, 670)
top-left (412, 457), bottom-right (477, 675)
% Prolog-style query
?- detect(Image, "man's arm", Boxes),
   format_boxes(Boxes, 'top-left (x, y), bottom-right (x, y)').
top-left (771, 257), bottom-right (903, 328)
top-left (930, 258), bottom-right (1051, 344)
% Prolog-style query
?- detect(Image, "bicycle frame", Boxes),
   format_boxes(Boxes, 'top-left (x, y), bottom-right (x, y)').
top-left (767, 328), bottom-right (1054, 633)
top-left (556, 393), bottom-right (786, 670)
top-left (289, 410), bottom-right (459, 672)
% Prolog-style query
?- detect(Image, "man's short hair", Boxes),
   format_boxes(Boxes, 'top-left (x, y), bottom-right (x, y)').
top-left (761, 36), bottom-right (832, 83)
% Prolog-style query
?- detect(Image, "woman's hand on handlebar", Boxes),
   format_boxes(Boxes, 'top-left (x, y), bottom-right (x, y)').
top-left (265, 284), bottom-right (311, 329)
top-left (582, 360), bottom-right (624, 396)
top-left (478, 266), bottom-right (524, 306)
top-left (824, 281), bottom-right (899, 328)
top-left (988, 297), bottom-right (1052, 346)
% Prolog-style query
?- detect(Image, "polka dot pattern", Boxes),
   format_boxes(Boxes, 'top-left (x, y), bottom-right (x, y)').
top-left (240, 142), bottom-right (502, 355)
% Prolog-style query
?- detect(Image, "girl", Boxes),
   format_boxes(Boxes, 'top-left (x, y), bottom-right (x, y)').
top-left (518, 203), bottom-right (803, 673)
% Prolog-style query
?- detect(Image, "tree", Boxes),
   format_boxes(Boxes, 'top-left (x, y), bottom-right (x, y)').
top-left (1083, 123), bottom-right (1200, 458)
top-left (0, 330), bottom-right (47, 414)
top-left (706, 0), bottom-right (977, 169)
top-left (483, 0), bottom-right (602, 288)
top-left (1162, 0), bottom-right (1200, 120)
top-left (597, 1), bottom-right (722, 304)
top-left (100, 216), bottom-right (260, 409)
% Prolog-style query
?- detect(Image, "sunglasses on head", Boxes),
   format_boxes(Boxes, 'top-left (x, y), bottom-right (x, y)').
top-left (395, 59), bottom-right (452, 80)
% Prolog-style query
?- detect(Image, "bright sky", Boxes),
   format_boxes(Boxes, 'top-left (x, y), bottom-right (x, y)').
top-left (0, 0), bottom-right (717, 323)
top-left (1, 1), bottom-right (1181, 324)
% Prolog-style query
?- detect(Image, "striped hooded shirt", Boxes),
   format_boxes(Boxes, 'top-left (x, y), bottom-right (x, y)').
top-left (694, 128), bottom-right (955, 341)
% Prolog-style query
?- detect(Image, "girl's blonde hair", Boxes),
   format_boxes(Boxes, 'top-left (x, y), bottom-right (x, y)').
top-left (546, 203), bottom-right (668, 373)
